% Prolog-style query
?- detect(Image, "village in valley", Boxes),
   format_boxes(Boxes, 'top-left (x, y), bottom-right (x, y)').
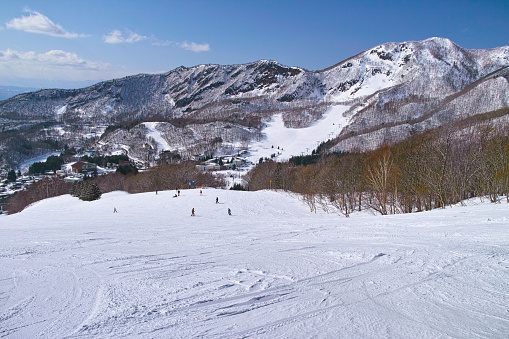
top-left (0, 147), bottom-right (254, 214)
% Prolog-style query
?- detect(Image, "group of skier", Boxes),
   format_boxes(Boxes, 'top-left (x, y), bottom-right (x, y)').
top-left (191, 193), bottom-right (231, 216)
top-left (114, 189), bottom-right (232, 216)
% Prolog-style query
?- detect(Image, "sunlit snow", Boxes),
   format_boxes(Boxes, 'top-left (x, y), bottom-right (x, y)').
top-left (143, 122), bottom-right (172, 152)
top-left (1, 189), bottom-right (508, 338)
top-left (55, 105), bottom-right (67, 115)
top-left (246, 105), bottom-right (351, 162)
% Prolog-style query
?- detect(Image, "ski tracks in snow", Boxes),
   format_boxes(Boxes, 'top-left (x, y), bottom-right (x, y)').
top-left (1, 190), bottom-right (508, 338)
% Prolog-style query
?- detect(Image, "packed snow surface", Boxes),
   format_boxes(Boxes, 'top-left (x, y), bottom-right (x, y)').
top-left (1, 190), bottom-right (508, 338)
top-left (143, 122), bottom-right (172, 152)
top-left (247, 105), bottom-right (351, 162)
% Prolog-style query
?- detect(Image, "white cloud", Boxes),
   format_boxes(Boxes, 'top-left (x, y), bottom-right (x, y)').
top-left (103, 29), bottom-right (148, 44)
top-left (5, 9), bottom-right (87, 38)
top-left (0, 49), bottom-right (105, 69)
top-left (0, 48), bottom-right (110, 81)
top-left (103, 29), bottom-right (123, 44)
top-left (125, 32), bottom-right (146, 43)
top-left (179, 42), bottom-right (211, 53)
top-left (152, 39), bottom-right (173, 47)
top-left (102, 29), bottom-right (210, 53)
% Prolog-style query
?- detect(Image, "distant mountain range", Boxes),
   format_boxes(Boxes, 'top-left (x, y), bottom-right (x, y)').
top-left (1, 37), bottom-right (508, 169)
top-left (0, 86), bottom-right (40, 101)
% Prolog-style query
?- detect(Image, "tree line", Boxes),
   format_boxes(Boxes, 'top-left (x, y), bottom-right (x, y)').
top-left (246, 122), bottom-right (509, 216)
top-left (27, 153), bottom-right (130, 175)
top-left (6, 120), bottom-right (508, 216)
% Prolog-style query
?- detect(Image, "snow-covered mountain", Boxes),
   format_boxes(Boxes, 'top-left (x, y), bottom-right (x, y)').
top-left (1, 37), bottom-right (509, 166)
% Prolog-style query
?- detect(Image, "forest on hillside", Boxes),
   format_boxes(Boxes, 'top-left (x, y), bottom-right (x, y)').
top-left (248, 121), bottom-right (509, 216)
top-left (6, 116), bottom-right (509, 216)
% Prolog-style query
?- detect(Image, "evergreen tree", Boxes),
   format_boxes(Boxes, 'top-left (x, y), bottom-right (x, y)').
top-left (79, 182), bottom-right (102, 201)
top-left (7, 169), bottom-right (17, 182)
top-left (231, 183), bottom-right (246, 191)
top-left (70, 181), bottom-right (84, 197)
top-left (72, 181), bottom-right (101, 201)
top-left (90, 183), bottom-right (102, 201)
top-left (117, 164), bottom-right (138, 175)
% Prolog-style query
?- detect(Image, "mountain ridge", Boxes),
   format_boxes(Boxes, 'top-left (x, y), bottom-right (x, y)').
top-left (1, 37), bottom-right (509, 168)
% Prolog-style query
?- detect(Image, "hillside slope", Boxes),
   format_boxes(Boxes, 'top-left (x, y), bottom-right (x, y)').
top-left (1, 37), bottom-right (508, 166)
top-left (1, 189), bottom-right (508, 338)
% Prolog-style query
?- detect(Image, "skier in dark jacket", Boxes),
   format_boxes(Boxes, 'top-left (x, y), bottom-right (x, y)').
top-left (228, 208), bottom-right (231, 216)
top-left (216, 197), bottom-right (219, 204)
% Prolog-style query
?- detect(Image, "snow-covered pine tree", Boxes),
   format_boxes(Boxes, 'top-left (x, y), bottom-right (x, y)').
top-left (78, 182), bottom-right (102, 201)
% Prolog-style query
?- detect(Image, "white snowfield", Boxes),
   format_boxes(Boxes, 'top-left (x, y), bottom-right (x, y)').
top-left (246, 105), bottom-right (351, 163)
top-left (1, 189), bottom-right (508, 338)
top-left (143, 122), bottom-right (172, 153)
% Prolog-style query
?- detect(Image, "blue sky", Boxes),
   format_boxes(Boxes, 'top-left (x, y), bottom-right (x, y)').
top-left (1, 0), bottom-right (508, 88)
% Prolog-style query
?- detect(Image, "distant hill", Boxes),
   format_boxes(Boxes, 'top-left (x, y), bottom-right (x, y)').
top-left (0, 85), bottom-right (39, 100)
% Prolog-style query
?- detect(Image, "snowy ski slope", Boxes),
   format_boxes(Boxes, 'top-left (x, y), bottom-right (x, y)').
top-left (1, 189), bottom-right (508, 338)
top-left (246, 105), bottom-right (351, 162)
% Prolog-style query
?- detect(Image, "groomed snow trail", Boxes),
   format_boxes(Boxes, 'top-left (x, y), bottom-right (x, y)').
top-left (143, 122), bottom-right (172, 152)
top-left (1, 190), bottom-right (508, 338)
top-left (246, 105), bottom-right (351, 163)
